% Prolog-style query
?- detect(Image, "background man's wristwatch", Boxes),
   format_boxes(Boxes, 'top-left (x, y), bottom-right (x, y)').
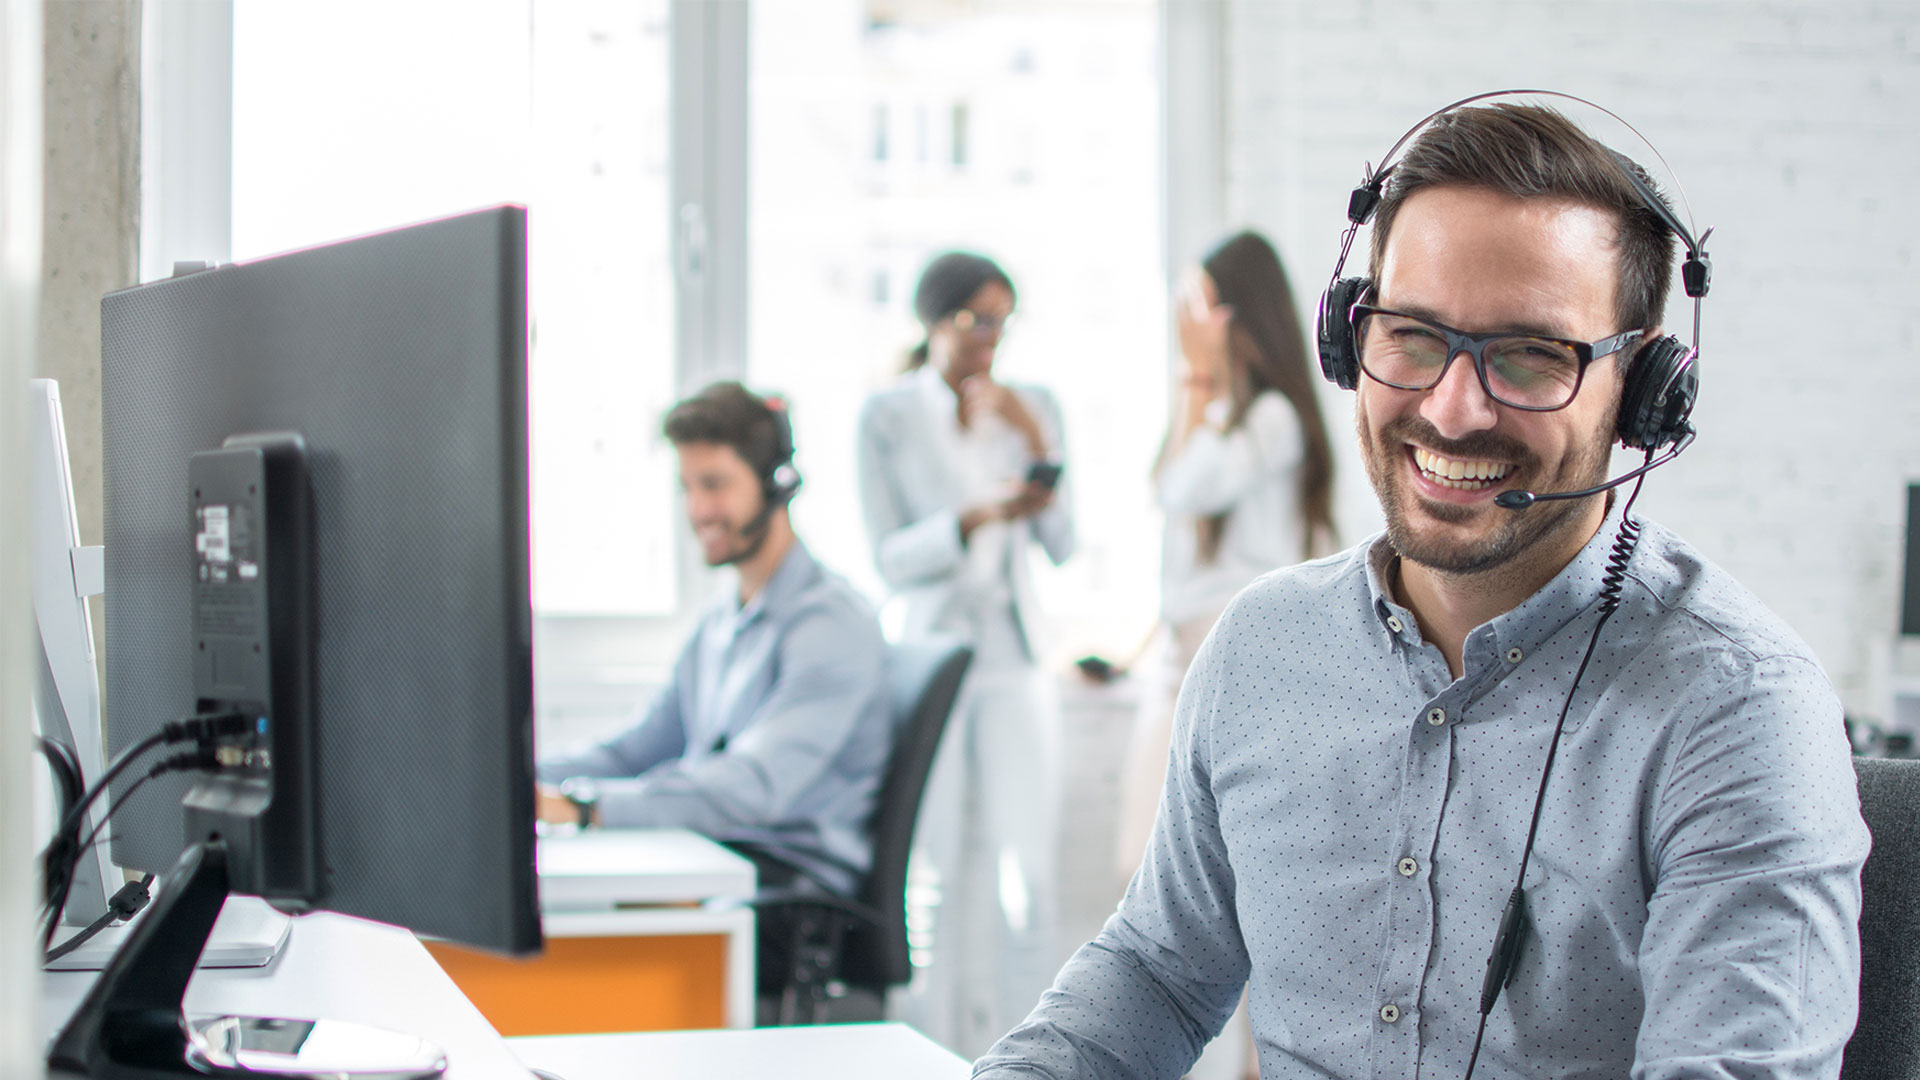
top-left (558, 778), bottom-right (601, 829)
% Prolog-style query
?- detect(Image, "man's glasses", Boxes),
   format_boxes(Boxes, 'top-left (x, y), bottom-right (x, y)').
top-left (950, 309), bottom-right (1014, 339)
top-left (1352, 304), bottom-right (1642, 412)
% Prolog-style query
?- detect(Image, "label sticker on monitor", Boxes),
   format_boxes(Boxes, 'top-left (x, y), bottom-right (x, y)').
top-left (196, 505), bottom-right (232, 563)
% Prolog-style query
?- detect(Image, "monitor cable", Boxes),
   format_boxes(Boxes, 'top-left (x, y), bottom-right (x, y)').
top-left (44, 875), bottom-right (156, 966)
top-left (41, 744), bottom-right (222, 958)
top-left (34, 736), bottom-right (85, 910)
top-left (1461, 460), bottom-right (1649, 1080)
top-left (38, 715), bottom-right (246, 955)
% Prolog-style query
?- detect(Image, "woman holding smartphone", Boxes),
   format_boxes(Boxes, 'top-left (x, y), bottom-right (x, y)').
top-left (855, 251), bottom-right (1074, 1059)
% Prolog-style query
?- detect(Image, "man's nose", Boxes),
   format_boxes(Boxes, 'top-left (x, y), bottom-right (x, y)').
top-left (1419, 351), bottom-right (1501, 438)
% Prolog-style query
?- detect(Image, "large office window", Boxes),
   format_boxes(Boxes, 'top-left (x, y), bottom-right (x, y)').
top-left (748, 0), bottom-right (1166, 661)
top-left (230, 0), bottom-right (680, 621)
top-left (209, 0), bottom-right (1170, 690)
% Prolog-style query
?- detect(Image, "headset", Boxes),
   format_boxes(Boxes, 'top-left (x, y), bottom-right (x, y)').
top-left (736, 394), bottom-right (803, 546)
top-left (1313, 90), bottom-right (1713, 487)
top-left (760, 396), bottom-right (803, 510)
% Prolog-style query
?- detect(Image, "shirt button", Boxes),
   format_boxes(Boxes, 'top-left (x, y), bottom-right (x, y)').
top-left (1397, 856), bottom-right (1418, 877)
top-left (1506, 647), bottom-right (1524, 663)
top-left (1386, 616), bottom-right (1404, 633)
top-left (1380, 1004), bottom-right (1401, 1024)
top-left (1427, 707), bottom-right (1447, 726)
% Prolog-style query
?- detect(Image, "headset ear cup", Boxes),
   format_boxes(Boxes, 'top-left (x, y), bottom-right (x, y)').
top-left (766, 464), bottom-right (803, 509)
top-left (760, 397), bottom-right (802, 508)
top-left (1317, 277), bottom-right (1370, 390)
top-left (1616, 335), bottom-right (1697, 451)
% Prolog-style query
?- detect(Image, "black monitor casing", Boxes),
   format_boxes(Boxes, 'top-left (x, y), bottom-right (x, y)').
top-left (100, 206), bottom-right (540, 954)
top-left (1904, 484), bottom-right (1920, 638)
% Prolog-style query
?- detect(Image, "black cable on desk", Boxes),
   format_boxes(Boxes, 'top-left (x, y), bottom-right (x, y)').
top-left (44, 875), bottom-right (155, 966)
top-left (41, 742), bottom-right (227, 953)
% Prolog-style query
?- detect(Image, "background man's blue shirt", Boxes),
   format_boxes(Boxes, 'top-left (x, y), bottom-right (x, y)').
top-left (976, 505), bottom-right (1869, 1080)
top-left (538, 541), bottom-right (891, 895)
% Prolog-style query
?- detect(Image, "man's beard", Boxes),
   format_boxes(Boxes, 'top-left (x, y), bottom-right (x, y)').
top-left (1357, 409), bottom-right (1613, 577)
top-left (703, 508), bottom-right (773, 568)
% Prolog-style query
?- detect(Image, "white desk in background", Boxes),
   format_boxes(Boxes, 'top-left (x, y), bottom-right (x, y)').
top-left (422, 828), bottom-right (759, 1035)
top-left (509, 1023), bottom-right (970, 1080)
top-left (40, 912), bottom-right (529, 1080)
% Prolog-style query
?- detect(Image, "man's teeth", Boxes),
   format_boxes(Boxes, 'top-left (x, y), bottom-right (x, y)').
top-left (1413, 447), bottom-right (1512, 490)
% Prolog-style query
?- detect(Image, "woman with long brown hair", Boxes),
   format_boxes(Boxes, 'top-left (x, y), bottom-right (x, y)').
top-left (1158, 230), bottom-right (1336, 617)
top-left (1117, 230), bottom-right (1335, 1080)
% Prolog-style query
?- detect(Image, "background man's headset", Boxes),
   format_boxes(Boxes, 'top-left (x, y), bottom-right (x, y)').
top-left (1309, 91), bottom-right (1716, 1078)
top-left (739, 394), bottom-right (803, 543)
top-left (1314, 88), bottom-right (1712, 508)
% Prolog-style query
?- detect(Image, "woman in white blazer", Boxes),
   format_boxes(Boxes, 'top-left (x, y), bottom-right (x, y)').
top-left (856, 252), bottom-right (1073, 1058)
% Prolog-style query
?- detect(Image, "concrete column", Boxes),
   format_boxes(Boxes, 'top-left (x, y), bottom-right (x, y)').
top-left (39, 0), bottom-right (140, 572)
top-left (39, 0), bottom-right (140, 683)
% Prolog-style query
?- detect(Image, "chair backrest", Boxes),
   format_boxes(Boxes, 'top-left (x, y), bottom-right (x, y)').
top-left (839, 638), bottom-right (972, 992)
top-left (1843, 756), bottom-right (1920, 1080)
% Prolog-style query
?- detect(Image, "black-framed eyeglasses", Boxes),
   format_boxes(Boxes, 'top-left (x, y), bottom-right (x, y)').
top-left (950, 308), bottom-right (1014, 338)
top-left (1351, 304), bottom-right (1642, 412)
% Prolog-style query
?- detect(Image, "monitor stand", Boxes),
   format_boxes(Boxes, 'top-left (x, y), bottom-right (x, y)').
top-left (47, 841), bottom-right (447, 1080)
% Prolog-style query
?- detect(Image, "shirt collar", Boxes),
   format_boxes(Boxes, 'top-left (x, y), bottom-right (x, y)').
top-left (1364, 496), bottom-right (1630, 669)
top-left (726, 538), bottom-right (819, 630)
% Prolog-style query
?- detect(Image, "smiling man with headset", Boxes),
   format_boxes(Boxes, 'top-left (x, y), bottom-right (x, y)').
top-left (535, 381), bottom-right (890, 907)
top-left (973, 94), bottom-right (1869, 1080)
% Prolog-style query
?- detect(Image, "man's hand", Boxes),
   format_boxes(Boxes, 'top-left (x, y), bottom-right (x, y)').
top-left (535, 782), bottom-right (580, 826)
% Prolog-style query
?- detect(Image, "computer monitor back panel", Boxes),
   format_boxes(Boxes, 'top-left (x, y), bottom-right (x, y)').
top-left (101, 207), bottom-right (538, 952)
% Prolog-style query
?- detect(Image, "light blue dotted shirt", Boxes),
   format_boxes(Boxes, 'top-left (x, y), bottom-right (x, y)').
top-left (537, 541), bottom-right (890, 896)
top-left (976, 505), bottom-right (1869, 1080)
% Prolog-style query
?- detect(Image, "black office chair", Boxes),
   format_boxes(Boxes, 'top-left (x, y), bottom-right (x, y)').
top-left (752, 638), bottom-right (973, 1025)
top-left (1843, 756), bottom-right (1920, 1080)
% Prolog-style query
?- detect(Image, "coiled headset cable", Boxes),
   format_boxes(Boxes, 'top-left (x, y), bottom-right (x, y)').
top-left (1461, 458), bottom-right (1650, 1080)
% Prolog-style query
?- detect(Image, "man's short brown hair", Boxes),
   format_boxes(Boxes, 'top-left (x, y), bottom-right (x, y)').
top-left (1366, 103), bottom-right (1678, 337)
top-left (662, 381), bottom-right (784, 482)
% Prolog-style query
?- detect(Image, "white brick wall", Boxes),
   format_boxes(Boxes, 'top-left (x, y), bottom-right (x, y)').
top-left (1219, 1), bottom-right (1920, 717)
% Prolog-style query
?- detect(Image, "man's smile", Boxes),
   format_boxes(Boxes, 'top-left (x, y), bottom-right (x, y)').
top-left (1410, 446), bottom-right (1514, 491)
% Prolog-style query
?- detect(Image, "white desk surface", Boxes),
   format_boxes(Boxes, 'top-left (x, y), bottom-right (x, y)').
top-left (537, 828), bottom-right (756, 911)
top-left (42, 912), bottom-right (530, 1080)
top-left (509, 1023), bottom-right (971, 1080)
top-left (43, 898), bottom-right (963, 1080)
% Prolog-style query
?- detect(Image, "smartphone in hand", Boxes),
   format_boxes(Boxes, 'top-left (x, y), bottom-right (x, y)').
top-left (1026, 461), bottom-right (1063, 490)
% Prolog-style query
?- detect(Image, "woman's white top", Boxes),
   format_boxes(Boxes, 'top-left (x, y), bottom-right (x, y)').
top-left (1155, 390), bottom-right (1305, 624)
top-left (856, 365), bottom-right (1075, 660)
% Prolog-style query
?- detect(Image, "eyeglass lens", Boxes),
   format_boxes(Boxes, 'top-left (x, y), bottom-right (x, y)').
top-left (952, 309), bottom-right (1010, 336)
top-left (1356, 310), bottom-right (1583, 409)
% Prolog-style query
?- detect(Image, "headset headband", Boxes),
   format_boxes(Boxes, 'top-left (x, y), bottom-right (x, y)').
top-left (1328, 88), bottom-right (1713, 348)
